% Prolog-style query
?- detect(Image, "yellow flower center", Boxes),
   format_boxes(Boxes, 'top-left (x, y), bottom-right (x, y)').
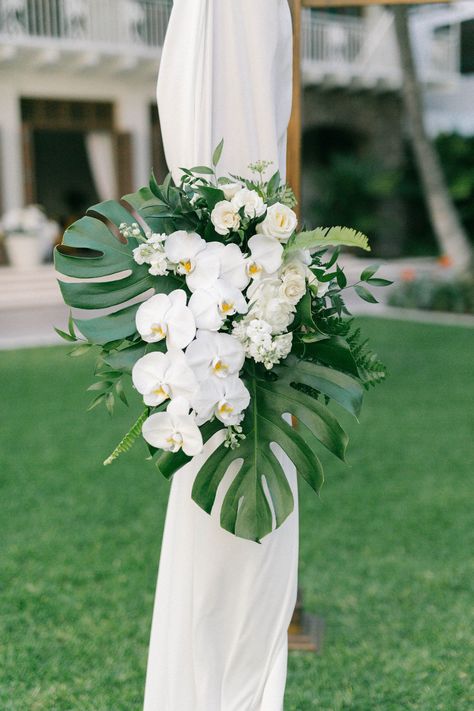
top-left (212, 358), bottom-right (229, 375)
top-left (247, 262), bottom-right (262, 277)
top-left (277, 213), bottom-right (286, 228)
top-left (220, 301), bottom-right (234, 314)
top-left (166, 432), bottom-right (183, 452)
top-left (151, 323), bottom-right (167, 339)
top-left (152, 385), bottom-right (169, 399)
top-left (218, 402), bottom-right (234, 416)
top-left (180, 259), bottom-right (193, 274)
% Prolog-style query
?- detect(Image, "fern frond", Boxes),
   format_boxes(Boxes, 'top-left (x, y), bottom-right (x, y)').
top-left (103, 409), bottom-right (149, 466)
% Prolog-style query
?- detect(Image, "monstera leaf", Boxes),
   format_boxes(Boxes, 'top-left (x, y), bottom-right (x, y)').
top-left (156, 356), bottom-right (363, 542)
top-left (55, 196), bottom-right (181, 344)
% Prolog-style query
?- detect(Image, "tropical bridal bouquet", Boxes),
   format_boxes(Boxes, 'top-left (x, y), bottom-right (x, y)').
top-left (55, 141), bottom-right (390, 541)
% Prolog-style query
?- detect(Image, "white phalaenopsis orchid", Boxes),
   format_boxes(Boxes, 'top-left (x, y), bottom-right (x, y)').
top-left (186, 331), bottom-right (245, 381)
top-left (189, 279), bottom-right (248, 331)
top-left (164, 230), bottom-right (206, 275)
top-left (247, 234), bottom-right (283, 279)
top-left (231, 188), bottom-right (266, 219)
top-left (142, 396), bottom-right (203, 456)
top-left (135, 290), bottom-right (196, 348)
top-left (193, 376), bottom-right (250, 426)
top-left (132, 349), bottom-right (198, 407)
top-left (257, 202), bottom-right (297, 243)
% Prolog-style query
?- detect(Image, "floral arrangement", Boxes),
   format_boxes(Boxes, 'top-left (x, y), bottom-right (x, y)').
top-left (55, 142), bottom-right (390, 541)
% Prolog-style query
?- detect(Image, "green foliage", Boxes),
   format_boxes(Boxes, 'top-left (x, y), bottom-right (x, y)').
top-left (286, 226), bottom-right (370, 255)
top-left (103, 409), bottom-right (149, 466)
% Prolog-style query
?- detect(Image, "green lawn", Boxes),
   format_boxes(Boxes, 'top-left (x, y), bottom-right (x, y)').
top-left (1, 318), bottom-right (473, 711)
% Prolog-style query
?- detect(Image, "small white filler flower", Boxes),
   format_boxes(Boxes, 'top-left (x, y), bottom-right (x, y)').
top-left (142, 396), bottom-right (203, 456)
top-left (132, 349), bottom-right (198, 407)
top-left (135, 289), bottom-right (196, 348)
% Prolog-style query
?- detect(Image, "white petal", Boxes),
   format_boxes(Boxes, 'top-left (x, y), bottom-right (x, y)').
top-left (217, 280), bottom-right (248, 316)
top-left (132, 352), bottom-right (168, 394)
top-left (166, 303), bottom-right (196, 349)
top-left (179, 417), bottom-right (204, 456)
top-left (248, 234), bottom-right (283, 275)
top-left (225, 376), bottom-right (251, 413)
top-left (189, 289), bottom-right (223, 331)
top-left (164, 231), bottom-right (205, 263)
top-left (220, 244), bottom-right (250, 290)
top-left (167, 395), bottom-right (191, 418)
top-left (136, 294), bottom-right (170, 343)
top-left (166, 357), bottom-right (199, 401)
top-left (142, 412), bottom-right (174, 449)
top-left (186, 249), bottom-right (221, 292)
top-left (192, 379), bottom-right (223, 424)
top-left (168, 289), bottom-right (188, 309)
top-left (185, 336), bottom-right (216, 381)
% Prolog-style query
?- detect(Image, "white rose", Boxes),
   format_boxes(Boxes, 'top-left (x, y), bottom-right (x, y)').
top-left (257, 202), bottom-right (297, 243)
top-left (231, 188), bottom-right (266, 219)
top-left (211, 200), bottom-right (241, 236)
top-left (279, 259), bottom-right (307, 306)
top-left (221, 182), bottom-right (242, 200)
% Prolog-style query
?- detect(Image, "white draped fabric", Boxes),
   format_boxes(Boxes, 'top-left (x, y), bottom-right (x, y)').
top-left (143, 2), bottom-right (298, 709)
top-left (84, 132), bottom-right (118, 202)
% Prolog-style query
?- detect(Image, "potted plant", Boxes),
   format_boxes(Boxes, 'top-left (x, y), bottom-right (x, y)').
top-left (0, 205), bottom-right (57, 269)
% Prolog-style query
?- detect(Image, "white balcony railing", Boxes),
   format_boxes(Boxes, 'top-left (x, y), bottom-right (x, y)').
top-left (0, 0), bottom-right (172, 53)
top-left (301, 9), bottom-right (461, 89)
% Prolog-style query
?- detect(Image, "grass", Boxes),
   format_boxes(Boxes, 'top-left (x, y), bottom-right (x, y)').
top-left (1, 318), bottom-right (473, 710)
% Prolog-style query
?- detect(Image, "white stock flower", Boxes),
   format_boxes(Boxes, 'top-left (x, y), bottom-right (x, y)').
top-left (148, 252), bottom-right (170, 276)
top-left (164, 230), bottom-right (206, 275)
top-left (257, 202), bottom-right (297, 243)
top-left (221, 182), bottom-right (242, 200)
top-left (189, 279), bottom-right (248, 331)
top-left (132, 349), bottom-right (198, 407)
top-left (136, 290), bottom-right (196, 348)
top-left (133, 243), bottom-right (156, 266)
top-left (247, 278), bottom-right (295, 334)
top-left (279, 258), bottom-right (307, 306)
top-left (193, 376), bottom-right (250, 426)
top-left (211, 200), bottom-right (241, 236)
top-left (148, 232), bottom-right (167, 246)
top-left (247, 234), bottom-right (283, 280)
top-left (232, 318), bottom-right (293, 370)
top-left (186, 331), bottom-right (245, 381)
top-left (231, 188), bottom-right (266, 219)
top-left (142, 396), bottom-right (203, 456)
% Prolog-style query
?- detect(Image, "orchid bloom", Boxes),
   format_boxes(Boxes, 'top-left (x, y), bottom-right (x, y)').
top-left (164, 230), bottom-right (206, 276)
top-left (193, 376), bottom-right (251, 426)
top-left (132, 349), bottom-right (198, 407)
top-left (188, 279), bottom-right (248, 331)
top-left (186, 331), bottom-right (245, 382)
top-left (247, 234), bottom-right (283, 280)
top-left (142, 396), bottom-right (203, 456)
top-left (135, 290), bottom-right (196, 348)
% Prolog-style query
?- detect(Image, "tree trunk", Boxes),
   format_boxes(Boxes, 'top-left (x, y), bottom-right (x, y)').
top-left (393, 6), bottom-right (472, 271)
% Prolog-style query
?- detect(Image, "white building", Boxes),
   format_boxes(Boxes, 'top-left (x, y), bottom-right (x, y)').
top-left (0, 0), bottom-right (472, 222)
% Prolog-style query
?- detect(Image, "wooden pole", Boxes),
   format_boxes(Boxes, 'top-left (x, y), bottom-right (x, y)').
top-left (287, 0), bottom-right (302, 214)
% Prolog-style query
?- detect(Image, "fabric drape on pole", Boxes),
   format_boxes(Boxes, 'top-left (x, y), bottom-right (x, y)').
top-left (143, 2), bottom-right (298, 710)
top-left (84, 131), bottom-right (118, 201)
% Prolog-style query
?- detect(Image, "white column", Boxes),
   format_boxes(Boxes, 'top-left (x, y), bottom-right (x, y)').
top-left (115, 91), bottom-right (151, 189)
top-left (0, 82), bottom-right (24, 211)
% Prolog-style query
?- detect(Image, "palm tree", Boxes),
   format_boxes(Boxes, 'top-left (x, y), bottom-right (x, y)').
top-left (393, 5), bottom-right (472, 271)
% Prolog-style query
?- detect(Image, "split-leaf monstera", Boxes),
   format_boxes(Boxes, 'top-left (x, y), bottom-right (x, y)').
top-left (55, 180), bottom-right (375, 543)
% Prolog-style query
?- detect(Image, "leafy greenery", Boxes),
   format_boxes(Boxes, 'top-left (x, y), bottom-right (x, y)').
top-left (1, 319), bottom-right (473, 709)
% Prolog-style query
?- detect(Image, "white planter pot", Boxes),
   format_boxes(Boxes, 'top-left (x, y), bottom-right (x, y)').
top-left (5, 233), bottom-right (41, 270)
